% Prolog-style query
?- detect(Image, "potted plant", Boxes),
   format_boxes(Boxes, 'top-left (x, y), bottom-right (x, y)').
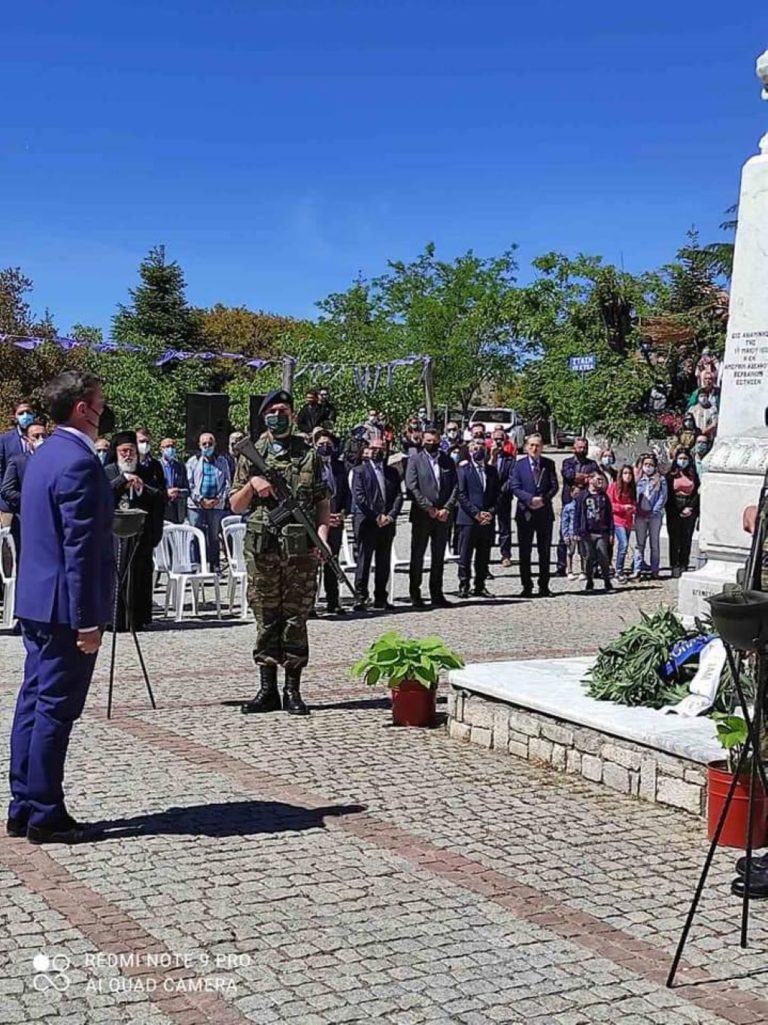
top-left (352, 632), bottom-right (464, 727)
top-left (708, 712), bottom-right (768, 849)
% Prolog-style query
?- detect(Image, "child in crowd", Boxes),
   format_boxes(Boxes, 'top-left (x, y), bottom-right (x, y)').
top-left (574, 470), bottom-right (614, 592)
top-left (607, 463), bottom-right (637, 583)
top-left (560, 481), bottom-right (584, 580)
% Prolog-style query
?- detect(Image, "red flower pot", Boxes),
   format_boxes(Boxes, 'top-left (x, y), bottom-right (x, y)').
top-left (707, 762), bottom-right (768, 849)
top-left (391, 680), bottom-right (436, 727)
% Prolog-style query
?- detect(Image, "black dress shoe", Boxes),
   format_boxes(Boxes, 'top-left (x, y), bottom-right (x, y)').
top-left (6, 815), bottom-right (29, 838)
top-left (411, 596), bottom-right (426, 608)
top-left (241, 665), bottom-right (281, 714)
top-left (28, 820), bottom-right (103, 845)
top-left (431, 595), bottom-right (452, 607)
top-left (517, 589), bottom-right (533, 599)
top-left (585, 580), bottom-right (595, 592)
top-left (352, 601), bottom-right (368, 612)
top-left (372, 600), bottom-right (395, 611)
top-left (537, 588), bottom-right (553, 598)
top-left (326, 604), bottom-right (347, 616)
top-left (735, 852), bottom-right (768, 876)
top-left (474, 588), bottom-right (494, 599)
top-left (457, 586), bottom-right (470, 600)
top-left (731, 868), bottom-right (768, 899)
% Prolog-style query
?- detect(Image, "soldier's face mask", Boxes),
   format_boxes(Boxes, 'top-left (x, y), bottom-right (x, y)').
top-left (265, 412), bottom-right (291, 436)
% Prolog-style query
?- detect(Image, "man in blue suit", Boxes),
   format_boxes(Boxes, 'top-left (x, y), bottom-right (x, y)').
top-left (0, 399), bottom-right (37, 517)
top-left (457, 440), bottom-right (500, 599)
top-left (7, 371), bottom-right (114, 844)
top-left (352, 437), bottom-right (403, 610)
top-left (0, 420), bottom-right (47, 557)
top-left (509, 433), bottom-right (559, 599)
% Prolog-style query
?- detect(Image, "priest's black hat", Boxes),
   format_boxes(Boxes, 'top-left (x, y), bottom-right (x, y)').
top-left (112, 430), bottom-right (138, 449)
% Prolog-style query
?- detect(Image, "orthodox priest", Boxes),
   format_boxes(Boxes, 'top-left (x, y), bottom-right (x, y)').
top-left (105, 430), bottom-right (164, 631)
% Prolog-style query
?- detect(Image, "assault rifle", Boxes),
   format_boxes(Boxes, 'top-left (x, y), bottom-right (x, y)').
top-left (234, 436), bottom-right (356, 596)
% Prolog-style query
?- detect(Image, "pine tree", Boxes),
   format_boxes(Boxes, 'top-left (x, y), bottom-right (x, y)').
top-left (112, 245), bottom-right (201, 348)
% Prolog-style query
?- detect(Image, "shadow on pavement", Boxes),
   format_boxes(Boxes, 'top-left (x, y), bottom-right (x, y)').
top-left (93, 799), bottom-right (367, 840)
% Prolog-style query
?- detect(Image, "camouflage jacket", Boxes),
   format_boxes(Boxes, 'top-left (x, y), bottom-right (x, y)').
top-left (231, 431), bottom-right (327, 533)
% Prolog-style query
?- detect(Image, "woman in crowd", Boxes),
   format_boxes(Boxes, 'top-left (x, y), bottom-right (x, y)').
top-left (607, 463), bottom-right (636, 583)
top-left (631, 452), bottom-right (667, 581)
top-left (599, 448), bottom-right (617, 482)
top-left (666, 447), bottom-right (700, 578)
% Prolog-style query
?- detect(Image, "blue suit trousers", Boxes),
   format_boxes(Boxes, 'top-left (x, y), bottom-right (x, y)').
top-left (9, 621), bottom-right (97, 828)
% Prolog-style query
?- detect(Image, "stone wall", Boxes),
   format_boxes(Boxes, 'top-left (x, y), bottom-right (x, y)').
top-left (447, 689), bottom-right (708, 817)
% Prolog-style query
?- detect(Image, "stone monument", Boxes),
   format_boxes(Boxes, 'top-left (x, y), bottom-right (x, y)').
top-left (679, 51), bottom-right (768, 616)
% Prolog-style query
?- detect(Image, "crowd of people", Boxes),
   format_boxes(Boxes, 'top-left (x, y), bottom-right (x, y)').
top-left (0, 377), bottom-right (717, 636)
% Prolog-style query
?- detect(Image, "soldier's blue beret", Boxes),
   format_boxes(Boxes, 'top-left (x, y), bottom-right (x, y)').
top-left (259, 389), bottom-right (293, 415)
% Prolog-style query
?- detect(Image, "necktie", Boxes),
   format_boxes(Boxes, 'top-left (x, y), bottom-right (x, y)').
top-left (532, 459), bottom-right (541, 485)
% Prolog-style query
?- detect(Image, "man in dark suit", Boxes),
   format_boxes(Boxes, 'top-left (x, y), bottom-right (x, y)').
top-left (314, 427), bottom-right (350, 615)
top-left (557, 437), bottom-right (598, 576)
top-left (490, 427), bottom-right (516, 567)
top-left (405, 427), bottom-right (458, 607)
top-left (457, 440), bottom-right (500, 598)
top-left (0, 399), bottom-right (37, 520)
top-left (0, 420), bottom-right (46, 556)
top-left (8, 371), bottom-right (114, 844)
top-left (509, 433), bottom-right (559, 598)
top-left (352, 436), bottom-right (403, 610)
top-left (159, 437), bottom-right (190, 523)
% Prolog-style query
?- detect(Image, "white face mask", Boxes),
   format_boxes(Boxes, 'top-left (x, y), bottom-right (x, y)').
top-left (138, 441), bottom-right (150, 457)
top-left (31, 437), bottom-right (45, 451)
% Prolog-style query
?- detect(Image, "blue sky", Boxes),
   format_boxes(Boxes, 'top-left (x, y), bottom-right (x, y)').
top-left (1, 1), bottom-right (765, 335)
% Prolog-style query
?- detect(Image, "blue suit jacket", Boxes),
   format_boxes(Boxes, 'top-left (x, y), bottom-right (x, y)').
top-left (0, 427), bottom-right (24, 513)
top-left (352, 462), bottom-right (403, 528)
top-left (16, 428), bottom-right (115, 629)
top-left (321, 458), bottom-right (351, 516)
top-left (510, 456), bottom-right (559, 522)
top-left (0, 451), bottom-right (31, 514)
top-left (457, 463), bottom-right (500, 526)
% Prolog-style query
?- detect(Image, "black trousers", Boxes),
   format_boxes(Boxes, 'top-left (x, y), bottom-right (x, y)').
top-left (322, 525), bottom-right (344, 606)
top-left (667, 510), bottom-right (697, 570)
top-left (354, 521), bottom-right (395, 601)
top-left (409, 516), bottom-right (450, 599)
top-left (579, 535), bottom-right (611, 583)
top-left (458, 524), bottom-right (493, 591)
top-left (516, 514), bottom-right (553, 592)
top-left (497, 493), bottom-right (512, 559)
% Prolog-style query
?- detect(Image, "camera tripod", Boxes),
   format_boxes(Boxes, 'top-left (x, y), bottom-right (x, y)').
top-left (106, 526), bottom-right (157, 720)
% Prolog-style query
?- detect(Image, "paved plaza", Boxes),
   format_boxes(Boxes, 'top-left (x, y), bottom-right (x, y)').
top-left (2, 567), bottom-right (768, 1025)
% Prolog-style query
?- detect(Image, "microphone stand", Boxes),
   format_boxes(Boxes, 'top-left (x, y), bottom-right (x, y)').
top-left (106, 511), bottom-right (157, 720)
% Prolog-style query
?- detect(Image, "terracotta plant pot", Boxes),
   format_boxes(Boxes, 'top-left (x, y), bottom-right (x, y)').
top-left (707, 762), bottom-right (768, 849)
top-left (391, 680), bottom-right (436, 727)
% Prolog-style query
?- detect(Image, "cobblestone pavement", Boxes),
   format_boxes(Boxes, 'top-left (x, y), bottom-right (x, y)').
top-left (2, 565), bottom-right (768, 1025)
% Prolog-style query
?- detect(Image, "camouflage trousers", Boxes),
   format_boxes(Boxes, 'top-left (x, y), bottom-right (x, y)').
top-left (246, 550), bottom-right (318, 668)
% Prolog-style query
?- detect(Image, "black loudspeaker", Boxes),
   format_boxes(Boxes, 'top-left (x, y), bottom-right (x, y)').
top-left (249, 394), bottom-right (267, 441)
top-left (185, 393), bottom-right (230, 456)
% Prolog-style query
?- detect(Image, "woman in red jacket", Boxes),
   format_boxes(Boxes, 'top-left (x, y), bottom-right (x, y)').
top-left (607, 463), bottom-right (637, 584)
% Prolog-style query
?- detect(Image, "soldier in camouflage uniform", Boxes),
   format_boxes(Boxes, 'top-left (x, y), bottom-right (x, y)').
top-left (230, 390), bottom-right (330, 716)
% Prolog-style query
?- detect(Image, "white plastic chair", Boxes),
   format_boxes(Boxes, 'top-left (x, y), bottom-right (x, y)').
top-left (340, 527), bottom-right (357, 571)
top-left (222, 521), bottom-right (248, 619)
top-left (0, 526), bottom-right (17, 629)
top-left (388, 536), bottom-right (411, 604)
top-left (221, 514), bottom-right (244, 533)
top-left (161, 524), bottom-right (222, 622)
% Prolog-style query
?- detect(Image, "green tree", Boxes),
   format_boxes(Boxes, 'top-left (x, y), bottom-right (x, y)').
top-left (373, 244), bottom-right (524, 415)
top-left (516, 253), bottom-right (653, 441)
top-left (198, 304), bottom-right (302, 359)
top-left (70, 323), bottom-right (104, 344)
top-left (113, 245), bottom-right (202, 349)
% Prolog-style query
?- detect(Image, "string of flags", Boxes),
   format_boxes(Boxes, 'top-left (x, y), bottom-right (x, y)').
top-left (1, 335), bottom-right (432, 394)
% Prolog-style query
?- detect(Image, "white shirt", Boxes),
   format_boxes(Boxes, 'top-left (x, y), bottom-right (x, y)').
top-left (58, 425), bottom-right (97, 455)
top-left (427, 452), bottom-right (441, 484)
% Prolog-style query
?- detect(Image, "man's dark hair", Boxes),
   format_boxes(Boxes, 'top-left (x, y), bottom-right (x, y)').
top-left (14, 398), bottom-right (33, 412)
top-left (305, 389), bottom-right (319, 398)
top-left (43, 371), bottom-right (102, 424)
top-left (423, 427), bottom-right (441, 439)
top-left (23, 418), bottom-right (45, 436)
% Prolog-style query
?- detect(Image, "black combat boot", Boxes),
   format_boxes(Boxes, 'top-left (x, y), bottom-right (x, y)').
top-left (241, 665), bottom-right (281, 714)
top-left (283, 668), bottom-right (310, 716)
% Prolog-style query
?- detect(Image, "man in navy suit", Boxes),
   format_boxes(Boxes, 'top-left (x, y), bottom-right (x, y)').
top-left (457, 440), bottom-right (500, 598)
top-left (314, 427), bottom-right (351, 615)
top-left (352, 437), bottom-right (403, 610)
top-left (7, 371), bottom-right (114, 845)
top-left (509, 433), bottom-right (559, 599)
top-left (0, 399), bottom-right (37, 518)
top-left (0, 420), bottom-right (46, 556)
top-left (405, 427), bottom-right (458, 607)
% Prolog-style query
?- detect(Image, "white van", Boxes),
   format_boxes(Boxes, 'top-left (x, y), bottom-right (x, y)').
top-left (465, 408), bottom-right (525, 449)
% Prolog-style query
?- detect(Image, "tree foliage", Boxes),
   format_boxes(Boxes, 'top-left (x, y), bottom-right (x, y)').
top-left (113, 245), bottom-right (202, 349)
